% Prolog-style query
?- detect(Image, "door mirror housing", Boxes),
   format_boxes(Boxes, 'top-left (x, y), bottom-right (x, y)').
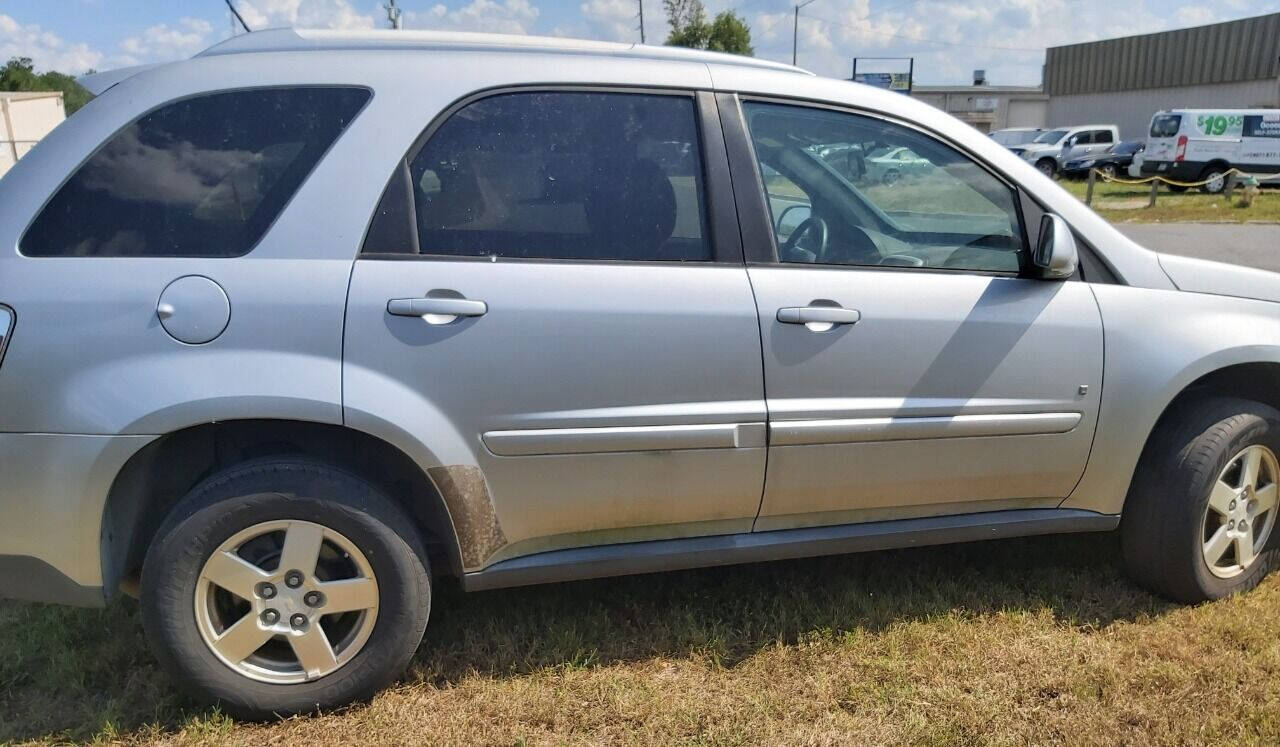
top-left (1032, 214), bottom-right (1079, 279)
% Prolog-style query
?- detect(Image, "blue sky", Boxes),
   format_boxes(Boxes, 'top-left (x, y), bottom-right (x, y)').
top-left (2, 0), bottom-right (1276, 84)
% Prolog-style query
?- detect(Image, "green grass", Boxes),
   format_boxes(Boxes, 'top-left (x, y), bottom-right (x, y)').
top-left (1061, 178), bottom-right (1280, 223)
top-left (5, 533), bottom-right (1280, 744)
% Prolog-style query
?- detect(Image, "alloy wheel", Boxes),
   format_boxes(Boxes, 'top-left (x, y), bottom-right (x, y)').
top-left (1201, 445), bottom-right (1279, 579)
top-left (194, 519), bottom-right (380, 683)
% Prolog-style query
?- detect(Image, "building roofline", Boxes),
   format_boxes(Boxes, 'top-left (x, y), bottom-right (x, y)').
top-left (1047, 10), bottom-right (1280, 51)
top-left (198, 28), bottom-right (812, 76)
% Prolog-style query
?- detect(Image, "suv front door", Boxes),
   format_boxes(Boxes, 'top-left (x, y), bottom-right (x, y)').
top-left (723, 97), bottom-right (1104, 531)
top-left (344, 89), bottom-right (767, 572)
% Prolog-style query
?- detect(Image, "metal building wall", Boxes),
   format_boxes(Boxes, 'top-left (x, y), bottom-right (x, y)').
top-left (1046, 78), bottom-right (1280, 141)
top-left (1045, 13), bottom-right (1280, 97)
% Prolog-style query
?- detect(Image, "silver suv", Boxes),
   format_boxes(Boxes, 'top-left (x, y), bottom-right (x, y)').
top-left (3, 30), bottom-right (1280, 718)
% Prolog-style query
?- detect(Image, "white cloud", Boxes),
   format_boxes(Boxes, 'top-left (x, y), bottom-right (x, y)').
top-left (407, 0), bottom-right (541, 35)
top-left (748, 0), bottom-right (1238, 85)
top-left (579, 0), bottom-right (641, 42)
top-left (115, 18), bottom-right (215, 66)
top-left (0, 13), bottom-right (103, 74)
top-left (236, 0), bottom-right (376, 30)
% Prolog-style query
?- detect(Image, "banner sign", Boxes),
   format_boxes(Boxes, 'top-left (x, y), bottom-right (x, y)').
top-left (853, 72), bottom-right (911, 93)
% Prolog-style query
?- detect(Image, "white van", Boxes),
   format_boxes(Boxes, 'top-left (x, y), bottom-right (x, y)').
top-left (1142, 109), bottom-right (1280, 192)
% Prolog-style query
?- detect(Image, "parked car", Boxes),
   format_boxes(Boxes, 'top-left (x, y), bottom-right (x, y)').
top-left (1142, 109), bottom-right (1280, 193)
top-left (989, 127), bottom-right (1044, 148)
top-left (863, 146), bottom-right (935, 184)
top-left (1061, 140), bottom-right (1145, 179)
top-left (6, 29), bottom-right (1280, 719)
top-left (1009, 124), bottom-right (1120, 177)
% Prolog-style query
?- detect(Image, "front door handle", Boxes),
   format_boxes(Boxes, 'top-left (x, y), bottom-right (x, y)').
top-left (387, 296), bottom-right (488, 324)
top-left (777, 306), bottom-right (861, 329)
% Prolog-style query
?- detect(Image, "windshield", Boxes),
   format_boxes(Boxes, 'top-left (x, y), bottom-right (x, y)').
top-left (1150, 115), bottom-right (1182, 138)
top-left (1032, 129), bottom-right (1068, 144)
top-left (991, 130), bottom-right (1041, 146)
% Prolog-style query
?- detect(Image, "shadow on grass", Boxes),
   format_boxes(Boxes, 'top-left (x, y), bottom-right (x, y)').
top-left (0, 531), bottom-right (1171, 742)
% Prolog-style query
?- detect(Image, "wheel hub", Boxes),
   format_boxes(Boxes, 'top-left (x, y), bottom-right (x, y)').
top-left (1201, 445), bottom-right (1279, 579)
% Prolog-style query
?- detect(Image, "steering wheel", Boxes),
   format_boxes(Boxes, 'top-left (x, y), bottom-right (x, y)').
top-left (781, 216), bottom-right (829, 262)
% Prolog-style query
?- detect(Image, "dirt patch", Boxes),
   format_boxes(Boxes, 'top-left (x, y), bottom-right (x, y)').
top-left (427, 465), bottom-right (507, 569)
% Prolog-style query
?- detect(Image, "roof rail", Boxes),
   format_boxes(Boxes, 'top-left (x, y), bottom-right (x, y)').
top-left (198, 28), bottom-right (810, 75)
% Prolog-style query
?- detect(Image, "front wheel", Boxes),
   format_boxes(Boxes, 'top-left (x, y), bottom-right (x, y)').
top-left (141, 458), bottom-right (430, 719)
top-left (1036, 159), bottom-right (1056, 178)
top-left (1122, 398), bottom-right (1280, 603)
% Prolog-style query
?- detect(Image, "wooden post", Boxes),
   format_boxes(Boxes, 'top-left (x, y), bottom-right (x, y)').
top-left (1224, 173), bottom-right (1237, 200)
top-left (1085, 168), bottom-right (1096, 206)
top-left (1148, 180), bottom-right (1159, 208)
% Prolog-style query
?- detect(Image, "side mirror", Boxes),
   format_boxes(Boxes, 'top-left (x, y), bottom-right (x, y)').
top-left (1033, 214), bottom-right (1079, 279)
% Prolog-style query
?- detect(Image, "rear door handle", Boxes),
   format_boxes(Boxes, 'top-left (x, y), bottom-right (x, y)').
top-left (777, 306), bottom-right (861, 327)
top-left (387, 296), bottom-right (488, 324)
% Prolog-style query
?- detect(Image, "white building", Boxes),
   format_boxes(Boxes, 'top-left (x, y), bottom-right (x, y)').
top-left (1, 91), bottom-right (66, 178)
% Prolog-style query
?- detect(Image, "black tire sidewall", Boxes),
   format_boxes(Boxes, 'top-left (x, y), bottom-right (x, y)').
top-left (140, 460), bottom-right (430, 719)
top-left (1180, 412), bottom-right (1280, 598)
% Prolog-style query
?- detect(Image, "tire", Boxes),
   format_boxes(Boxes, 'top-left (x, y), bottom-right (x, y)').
top-left (1099, 163), bottom-right (1117, 179)
top-left (141, 458), bottom-right (430, 719)
top-left (1200, 166), bottom-right (1228, 194)
top-left (1036, 159), bottom-right (1056, 178)
top-left (1122, 398), bottom-right (1280, 603)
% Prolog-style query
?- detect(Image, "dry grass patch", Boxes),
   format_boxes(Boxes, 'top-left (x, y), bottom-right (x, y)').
top-left (4, 533), bottom-right (1280, 745)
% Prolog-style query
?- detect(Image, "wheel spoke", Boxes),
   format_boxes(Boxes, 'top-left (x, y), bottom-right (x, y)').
top-left (1204, 525), bottom-right (1233, 565)
top-left (1208, 480), bottom-right (1238, 516)
top-left (201, 550), bottom-right (271, 600)
top-left (1254, 483), bottom-right (1278, 515)
top-left (278, 522), bottom-right (325, 577)
top-left (212, 613), bottom-right (274, 664)
top-left (289, 626), bottom-right (338, 679)
top-left (317, 577), bottom-right (378, 614)
top-left (1236, 531), bottom-right (1257, 569)
top-left (1242, 448), bottom-right (1264, 489)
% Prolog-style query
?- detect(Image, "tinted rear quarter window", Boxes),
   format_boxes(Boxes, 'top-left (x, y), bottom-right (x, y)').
top-left (22, 87), bottom-right (370, 257)
top-left (378, 91), bottom-right (711, 262)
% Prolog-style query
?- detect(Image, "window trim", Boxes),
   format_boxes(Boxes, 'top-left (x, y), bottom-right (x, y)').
top-left (18, 84), bottom-right (374, 259)
top-left (358, 84), bottom-right (743, 266)
top-left (719, 92), bottom-right (1037, 279)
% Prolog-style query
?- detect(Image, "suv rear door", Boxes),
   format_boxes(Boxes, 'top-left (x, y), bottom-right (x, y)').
top-left (343, 89), bottom-right (767, 572)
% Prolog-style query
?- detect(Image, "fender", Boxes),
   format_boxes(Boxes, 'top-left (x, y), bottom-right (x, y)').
top-left (1065, 282), bottom-right (1280, 514)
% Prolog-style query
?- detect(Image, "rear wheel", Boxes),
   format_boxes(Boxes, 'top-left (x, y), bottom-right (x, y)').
top-left (1200, 166), bottom-right (1229, 194)
top-left (1098, 163), bottom-right (1117, 179)
top-left (1122, 398), bottom-right (1280, 602)
top-left (141, 458), bottom-right (430, 719)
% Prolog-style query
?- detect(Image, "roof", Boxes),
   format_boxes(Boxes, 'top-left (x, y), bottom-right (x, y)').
top-left (912, 85), bottom-right (1044, 95)
top-left (0, 91), bottom-right (64, 102)
top-left (1045, 12), bottom-right (1280, 96)
top-left (198, 28), bottom-right (810, 76)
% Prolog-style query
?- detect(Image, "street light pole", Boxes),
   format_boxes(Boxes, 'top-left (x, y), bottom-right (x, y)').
top-left (792, 0), bottom-right (817, 66)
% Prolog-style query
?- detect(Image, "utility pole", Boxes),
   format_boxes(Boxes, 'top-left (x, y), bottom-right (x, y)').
top-left (792, 0), bottom-right (818, 66)
top-left (384, 0), bottom-right (403, 29)
top-left (638, 0), bottom-right (646, 44)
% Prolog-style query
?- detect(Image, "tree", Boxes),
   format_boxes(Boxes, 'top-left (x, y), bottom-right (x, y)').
top-left (1, 57), bottom-right (94, 115)
top-left (662, 0), bottom-right (753, 56)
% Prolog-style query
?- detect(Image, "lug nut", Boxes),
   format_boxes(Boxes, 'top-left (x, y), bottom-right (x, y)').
top-left (290, 613), bottom-right (308, 630)
top-left (256, 582), bottom-right (276, 600)
top-left (1230, 500), bottom-right (1238, 511)
top-left (285, 571), bottom-right (304, 588)
top-left (1229, 520), bottom-right (1236, 530)
top-left (304, 591), bottom-right (325, 608)
top-left (261, 609), bottom-right (280, 625)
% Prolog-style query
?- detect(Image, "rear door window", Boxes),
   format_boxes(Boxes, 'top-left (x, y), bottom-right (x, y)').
top-left (369, 91), bottom-right (711, 262)
top-left (1093, 130), bottom-right (1113, 144)
top-left (22, 87), bottom-right (370, 257)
